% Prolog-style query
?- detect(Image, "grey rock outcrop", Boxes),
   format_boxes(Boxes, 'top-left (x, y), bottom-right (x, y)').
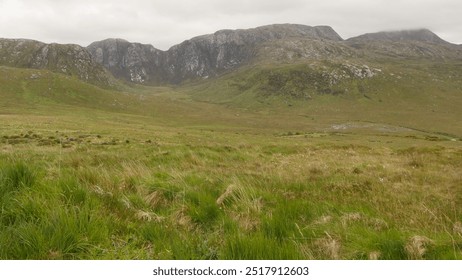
top-left (0, 38), bottom-right (112, 86)
top-left (87, 24), bottom-right (344, 84)
top-left (87, 38), bottom-right (166, 84)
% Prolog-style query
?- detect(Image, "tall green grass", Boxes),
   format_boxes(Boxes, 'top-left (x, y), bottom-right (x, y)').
top-left (1, 87), bottom-right (461, 260)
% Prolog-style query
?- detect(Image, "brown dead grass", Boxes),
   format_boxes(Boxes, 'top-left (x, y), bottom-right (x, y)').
top-left (368, 251), bottom-right (381, 260)
top-left (405, 235), bottom-right (434, 260)
top-left (145, 191), bottom-right (166, 209)
top-left (135, 210), bottom-right (164, 222)
top-left (315, 232), bottom-right (341, 259)
top-left (454, 222), bottom-right (462, 236)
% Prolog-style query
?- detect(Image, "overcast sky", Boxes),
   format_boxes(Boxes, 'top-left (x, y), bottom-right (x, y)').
top-left (0, 0), bottom-right (460, 50)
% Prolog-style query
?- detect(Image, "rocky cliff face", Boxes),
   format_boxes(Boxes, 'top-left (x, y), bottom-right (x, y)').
top-left (0, 38), bottom-right (113, 86)
top-left (87, 24), bottom-right (344, 84)
top-left (87, 25), bottom-right (462, 85)
top-left (87, 38), bottom-right (166, 84)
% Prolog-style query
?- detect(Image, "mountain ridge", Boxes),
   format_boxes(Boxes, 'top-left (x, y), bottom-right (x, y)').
top-left (86, 25), bottom-right (461, 84)
top-left (346, 28), bottom-right (450, 44)
top-left (86, 24), bottom-right (344, 84)
top-left (0, 38), bottom-right (115, 87)
top-left (345, 29), bottom-right (462, 60)
top-left (2, 24), bottom-right (461, 86)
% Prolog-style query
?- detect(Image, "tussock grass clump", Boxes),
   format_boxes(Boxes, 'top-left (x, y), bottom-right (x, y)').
top-left (216, 181), bottom-right (263, 232)
top-left (5, 205), bottom-right (110, 259)
top-left (374, 231), bottom-right (407, 260)
top-left (186, 190), bottom-right (222, 227)
top-left (216, 182), bottom-right (261, 210)
top-left (223, 234), bottom-right (302, 260)
top-left (314, 233), bottom-right (342, 259)
top-left (0, 161), bottom-right (36, 193)
top-left (0, 165), bottom-right (112, 259)
top-left (405, 235), bottom-right (434, 260)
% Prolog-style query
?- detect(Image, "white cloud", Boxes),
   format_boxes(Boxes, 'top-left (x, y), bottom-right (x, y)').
top-left (0, 0), bottom-right (461, 49)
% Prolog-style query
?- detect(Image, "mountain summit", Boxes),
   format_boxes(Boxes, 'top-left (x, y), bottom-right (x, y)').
top-left (347, 29), bottom-right (448, 44)
top-left (346, 29), bottom-right (460, 59)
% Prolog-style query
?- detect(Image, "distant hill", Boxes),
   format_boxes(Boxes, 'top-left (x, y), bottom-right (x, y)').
top-left (346, 29), bottom-right (462, 59)
top-left (0, 38), bottom-right (116, 88)
top-left (347, 29), bottom-right (449, 44)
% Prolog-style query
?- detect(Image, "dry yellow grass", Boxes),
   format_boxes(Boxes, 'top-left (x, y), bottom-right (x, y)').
top-left (405, 236), bottom-right (434, 260)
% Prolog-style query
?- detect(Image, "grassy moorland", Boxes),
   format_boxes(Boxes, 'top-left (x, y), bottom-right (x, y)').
top-left (0, 65), bottom-right (461, 259)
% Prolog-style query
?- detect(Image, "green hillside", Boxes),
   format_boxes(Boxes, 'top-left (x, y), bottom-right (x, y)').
top-left (1, 66), bottom-right (117, 110)
top-left (184, 59), bottom-right (462, 137)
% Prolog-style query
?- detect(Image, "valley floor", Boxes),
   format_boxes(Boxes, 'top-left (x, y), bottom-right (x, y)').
top-left (1, 108), bottom-right (461, 259)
